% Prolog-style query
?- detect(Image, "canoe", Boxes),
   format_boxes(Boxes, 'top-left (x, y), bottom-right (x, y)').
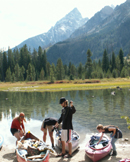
top-left (85, 133), bottom-right (112, 162)
top-left (16, 131), bottom-right (50, 162)
top-left (55, 129), bottom-right (80, 153)
top-left (0, 134), bottom-right (4, 149)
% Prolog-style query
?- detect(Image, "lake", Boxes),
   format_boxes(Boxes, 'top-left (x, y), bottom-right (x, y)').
top-left (0, 88), bottom-right (130, 149)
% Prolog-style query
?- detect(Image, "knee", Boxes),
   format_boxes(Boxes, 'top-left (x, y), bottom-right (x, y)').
top-left (44, 132), bottom-right (47, 137)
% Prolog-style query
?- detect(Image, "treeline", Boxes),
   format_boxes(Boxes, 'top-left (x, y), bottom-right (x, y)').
top-left (0, 44), bottom-right (130, 82)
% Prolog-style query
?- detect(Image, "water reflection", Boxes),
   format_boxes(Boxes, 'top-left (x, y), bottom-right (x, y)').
top-left (0, 88), bottom-right (130, 148)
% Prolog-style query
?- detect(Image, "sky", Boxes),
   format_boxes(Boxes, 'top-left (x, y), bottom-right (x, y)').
top-left (0, 0), bottom-right (126, 50)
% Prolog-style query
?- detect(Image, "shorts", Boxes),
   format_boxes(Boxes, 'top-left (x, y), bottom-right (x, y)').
top-left (41, 121), bottom-right (53, 133)
top-left (10, 128), bottom-right (19, 136)
top-left (61, 129), bottom-right (72, 143)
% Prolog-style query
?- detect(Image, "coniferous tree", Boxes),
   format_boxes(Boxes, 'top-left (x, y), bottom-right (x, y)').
top-left (50, 66), bottom-right (55, 83)
top-left (78, 62), bottom-right (83, 79)
top-left (40, 68), bottom-right (44, 80)
top-left (46, 62), bottom-right (51, 79)
top-left (42, 50), bottom-right (47, 77)
top-left (32, 48), bottom-right (37, 69)
top-left (56, 58), bottom-right (65, 80)
top-left (111, 52), bottom-right (116, 71)
top-left (3, 52), bottom-right (8, 81)
top-left (37, 46), bottom-right (42, 73)
top-left (7, 48), bottom-right (15, 73)
top-left (119, 48), bottom-right (124, 72)
top-left (51, 63), bottom-right (56, 78)
top-left (13, 48), bottom-right (20, 65)
top-left (5, 67), bottom-right (12, 82)
top-left (85, 49), bottom-right (92, 79)
top-left (14, 63), bottom-right (21, 81)
top-left (20, 66), bottom-right (25, 81)
top-left (115, 55), bottom-right (121, 77)
top-left (26, 63), bottom-right (36, 81)
top-left (102, 49), bottom-right (109, 73)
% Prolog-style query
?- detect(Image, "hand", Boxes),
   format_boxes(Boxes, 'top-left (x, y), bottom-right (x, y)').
top-left (70, 101), bottom-right (73, 107)
top-left (55, 122), bottom-right (59, 128)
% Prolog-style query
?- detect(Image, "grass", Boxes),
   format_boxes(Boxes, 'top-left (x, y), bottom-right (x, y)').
top-left (0, 78), bottom-right (130, 92)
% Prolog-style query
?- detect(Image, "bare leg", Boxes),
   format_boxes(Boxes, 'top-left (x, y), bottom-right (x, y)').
top-left (14, 132), bottom-right (21, 145)
top-left (49, 132), bottom-right (54, 146)
top-left (68, 142), bottom-right (72, 155)
top-left (61, 141), bottom-right (66, 154)
top-left (43, 132), bottom-right (47, 142)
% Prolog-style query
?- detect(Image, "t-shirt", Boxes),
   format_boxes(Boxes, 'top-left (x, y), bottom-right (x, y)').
top-left (11, 118), bottom-right (24, 130)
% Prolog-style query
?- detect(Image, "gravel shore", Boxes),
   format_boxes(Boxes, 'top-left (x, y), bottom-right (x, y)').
top-left (0, 142), bottom-right (130, 162)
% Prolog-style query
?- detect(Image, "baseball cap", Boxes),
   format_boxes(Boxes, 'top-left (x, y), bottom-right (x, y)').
top-left (59, 97), bottom-right (66, 104)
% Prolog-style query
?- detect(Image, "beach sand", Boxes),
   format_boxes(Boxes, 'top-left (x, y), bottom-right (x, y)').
top-left (0, 142), bottom-right (130, 162)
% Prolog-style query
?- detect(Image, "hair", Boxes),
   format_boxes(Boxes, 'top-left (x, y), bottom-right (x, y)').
top-left (18, 112), bottom-right (26, 123)
top-left (97, 124), bottom-right (118, 130)
top-left (96, 124), bottom-right (103, 130)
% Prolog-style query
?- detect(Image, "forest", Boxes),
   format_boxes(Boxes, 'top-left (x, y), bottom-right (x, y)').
top-left (0, 44), bottom-right (130, 82)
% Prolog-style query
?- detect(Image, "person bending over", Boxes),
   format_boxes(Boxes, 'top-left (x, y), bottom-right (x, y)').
top-left (97, 124), bottom-right (122, 156)
top-left (10, 112), bottom-right (26, 145)
top-left (41, 117), bottom-right (58, 149)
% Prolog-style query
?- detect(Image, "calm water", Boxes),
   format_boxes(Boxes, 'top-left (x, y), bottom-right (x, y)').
top-left (0, 88), bottom-right (130, 149)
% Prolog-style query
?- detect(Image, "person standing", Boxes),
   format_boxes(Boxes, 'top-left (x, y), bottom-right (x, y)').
top-left (41, 117), bottom-right (58, 149)
top-left (55, 97), bottom-right (76, 158)
top-left (10, 112), bottom-right (26, 144)
top-left (96, 124), bottom-right (122, 156)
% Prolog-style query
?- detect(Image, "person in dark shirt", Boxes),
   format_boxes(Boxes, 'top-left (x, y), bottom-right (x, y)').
top-left (96, 124), bottom-right (122, 156)
top-left (55, 97), bottom-right (76, 158)
top-left (41, 117), bottom-right (58, 149)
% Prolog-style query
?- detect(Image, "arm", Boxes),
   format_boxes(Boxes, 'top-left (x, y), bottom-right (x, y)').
top-left (108, 127), bottom-right (116, 137)
top-left (97, 133), bottom-right (104, 144)
top-left (70, 101), bottom-right (76, 114)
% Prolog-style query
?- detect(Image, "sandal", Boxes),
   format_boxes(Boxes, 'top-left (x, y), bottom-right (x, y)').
top-left (56, 153), bottom-right (65, 157)
top-left (64, 154), bottom-right (72, 158)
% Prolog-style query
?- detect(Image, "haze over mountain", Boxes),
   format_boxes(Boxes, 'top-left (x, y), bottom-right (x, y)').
top-left (14, 8), bottom-right (88, 52)
top-left (46, 0), bottom-right (130, 65)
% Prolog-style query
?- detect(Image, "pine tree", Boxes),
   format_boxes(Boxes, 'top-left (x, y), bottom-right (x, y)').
top-left (111, 52), bottom-right (116, 71)
top-left (40, 68), bottom-right (44, 80)
top-left (14, 63), bottom-right (21, 81)
top-left (102, 49), bottom-right (109, 73)
top-left (50, 66), bottom-right (55, 83)
top-left (78, 62), bottom-right (83, 79)
top-left (7, 47), bottom-right (15, 73)
top-left (85, 49), bottom-right (92, 79)
top-left (3, 52), bottom-right (8, 81)
top-left (26, 63), bottom-right (35, 81)
top-left (118, 48), bottom-right (124, 72)
top-left (5, 67), bottom-right (12, 82)
top-left (56, 58), bottom-right (65, 80)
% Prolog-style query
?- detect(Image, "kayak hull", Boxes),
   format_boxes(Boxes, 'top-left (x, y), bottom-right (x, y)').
top-left (85, 134), bottom-right (112, 162)
top-left (16, 132), bottom-right (49, 162)
top-left (55, 129), bottom-right (80, 153)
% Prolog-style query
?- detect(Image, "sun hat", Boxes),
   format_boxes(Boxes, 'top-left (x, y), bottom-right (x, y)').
top-left (59, 97), bottom-right (66, 104)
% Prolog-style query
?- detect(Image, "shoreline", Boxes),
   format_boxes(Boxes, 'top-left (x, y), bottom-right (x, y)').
top-left (0, 79), bottom-right (130, 92)
top-left (1, 141), bottom-right (130, 162)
